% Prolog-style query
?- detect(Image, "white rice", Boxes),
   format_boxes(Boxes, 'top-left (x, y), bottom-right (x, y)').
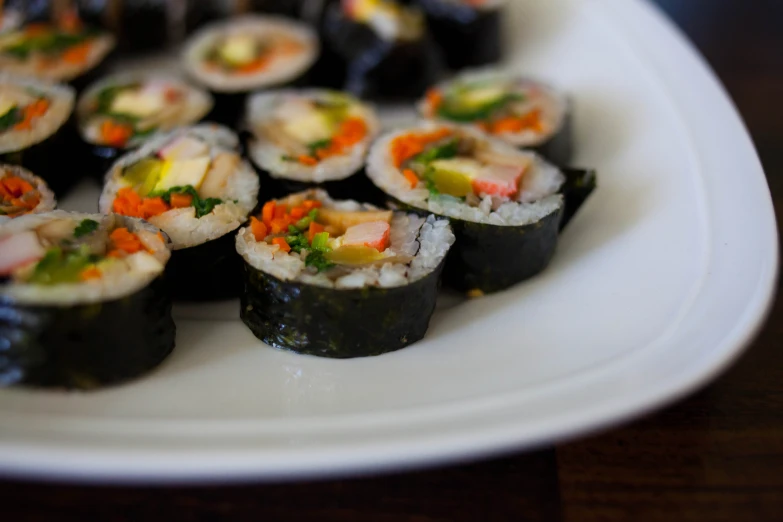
top-left (76, 72), bottom-right (214, 148)
top-left (366, 122), bottom-right (565, 226)
top-left (417, 68), bottom-right (569, 148)
top-left (98, 125), bottom-right (259, 250)
top-left (0, 164), bottom-right (56, 223)
top-left (183, 15), bottom-right (319, 93)
top-left (0, 211), bottom-right (171, 306)
top-left (235, 189), bottom-right (455, 289)
top-left (0, 74), bottom-right (75, 154)
top-left (0, 32), bottom-right (115, 83)
top-left (245, 88), bottom-right (380, 183)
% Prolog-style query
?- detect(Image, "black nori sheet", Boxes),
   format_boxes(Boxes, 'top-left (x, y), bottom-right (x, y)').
top-left (560, 167), bottom-right (597, 231)
top-left (0, 278), bottom-right (175, 389)
top-left (417, 0), bottom-right (503, 69)
top-left (530, 107), bottom-right (574, 167)
top-left (316, 3), bottom-right (444, 100)
top-left (240, 259), bottom-right (445, 358)
top-left (165, 230), bottom-right (245, 301)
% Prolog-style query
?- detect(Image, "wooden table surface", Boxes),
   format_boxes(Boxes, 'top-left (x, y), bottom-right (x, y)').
top-left (2, 1), bottom-right (781, 520)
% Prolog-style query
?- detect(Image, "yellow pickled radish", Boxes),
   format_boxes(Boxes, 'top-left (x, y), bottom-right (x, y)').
top-left (122, 158), bottom-right (163, 197)
top-left (430, 168), bottom-right (474, 198)
top-left (325, 245), bottom-right (387, 266)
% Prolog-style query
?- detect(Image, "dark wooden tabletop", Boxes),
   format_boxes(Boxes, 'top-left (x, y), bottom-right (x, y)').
top-left (2, 1), bottom-right (782, 520)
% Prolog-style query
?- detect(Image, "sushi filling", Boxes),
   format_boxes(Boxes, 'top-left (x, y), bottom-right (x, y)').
top-left (342, 0), bottom-right (425, 41)
top-left (368, 123), bottom-right (565, 225)
top-left (0, 74), bottom-right (74, 154)
top-left (184, 16), bottom-right (319, 92)
top-left (246, 89), bottom-right (379, 182)
top-left (419, 72), bottom-right (567, 147)
top-left (77, 75), bottom-right (213, 149)
top-left (0, 211), bottom-right (170, 305)
top-left (100, 126), bottom-right (259, 249)
top-left (0, 16), bottom-right (115, 82)
top-left (236, 189), bottom-right (454, 289)
top-left (0, 165), bottom-right (55, 219)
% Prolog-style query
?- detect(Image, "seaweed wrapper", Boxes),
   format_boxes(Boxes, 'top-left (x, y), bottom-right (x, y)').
top-left (531, 108), bottom-right (574, 168)
top-left (240, 259), bottom-right (445, 358)
top-left (0, 278), bottom-right (175, 389)
top-left (166, 230), bottom-right (245, 301)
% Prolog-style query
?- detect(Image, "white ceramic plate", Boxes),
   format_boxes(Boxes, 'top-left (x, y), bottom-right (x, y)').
top-left (0, 0), bottom-right (776, 483)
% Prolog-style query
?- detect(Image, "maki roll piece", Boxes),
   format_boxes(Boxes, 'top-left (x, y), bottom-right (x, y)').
top-left (417, 0), bottom-right (505, 69)
top-left (183, 15), bottom-right (319, 126)
top-left (317, 0), bottom-right (444, 100)
top-left (236, 189), bottom-right (455, 358)
top-left (0, 14), bottom-right (115, 90)
top-left (245, 88), bottom-right (382, 203)
top-left (0, 211), bottom-right (175, 389)
top-left (0, 164), bottom-right (56, 222)
top-left (100, 125), bottom-right (260, 301)
top-left (0, 74), bottom-right (77, 196)
top-left (418, 70), bottom-right (573, 165)
top-left (76, 73), bottom-right (214, 182)
top-left (367, 123), bottom-right (595, 295)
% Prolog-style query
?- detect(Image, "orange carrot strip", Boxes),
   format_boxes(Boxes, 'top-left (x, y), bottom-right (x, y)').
top-left (2, 176), bottom-right (34, 197)
top-left (302, 199), bottom-right (322, 210)
top-left (250, 217), bottom-right (269, 241)
top-left (425, 88), bottom-right (443, 114)
top-left (307, 221), bottom-right (325, 242)
top-left (110, 228), bottom-right (144, 255)
top-left (273, 204), bottom-right (287, 220)
top-left (269, 218), bottom-right (289, 235)
top-left (402, 168), bottom-right (420, 188)
top-left (100, 120), bottom-right (134, 147)
top-left (289, 206), bottom-right (306, 219)
top-left (298, 155), bottom-right (318, 166)
top-left (139, 197), bottom-right (170, 218)
top-left (261, 200), bottom-right (276, 225)
top-left (170, 192), bottom-right (194, 208)
top-left (112, 187), bottom-right (144, 218)
top-left (62, 42), bottom-right (91, 64)
top-left (272, 237), bottom-right (291, 253)
top-left (80, 266), bottom-right (102, 281)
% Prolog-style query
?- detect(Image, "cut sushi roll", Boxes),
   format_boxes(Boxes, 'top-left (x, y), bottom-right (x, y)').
top-left (0, 14), bottom-right (115, 88)
top-left (317, 0), bottom-right (444, 100)
top-left (0, 74), bottom-right (77, 196)
top-left (183, 15), bottom-right (319, 126)
top-left (417, 0), bottom-right (505, 69)
top-left (0, 211), bottom-right (175, 389)
top-left (419, 71), bottom-right (573, 165)
top-left (367, 122), bottom-right (595, 294)
top-left (0, 164), bottom-right (56, 222)
top-left (236, 189), bottom-right (455, 358)
top-left (245, 88), bottom-right (382, 202)
top-left (76, 72), bottom-right (214, 182)
top-left (99, 124), bottom-right (260, 301)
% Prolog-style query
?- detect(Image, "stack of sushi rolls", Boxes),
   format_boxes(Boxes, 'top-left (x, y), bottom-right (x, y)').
top-left (236, 188), bottom-right (455, 358)
top-left (0, 9), bottom-right (116, 90)
top-left (76, 72), bottom-right (214, 182)
top-left (418, 70), bottom-right (573, 166)
top-left (99, 124), bottom-right (260, 301)
top-left (183, 15), bottom-right (320, 126)
top-left (0, 211), bottom-right (175, 388)
top-left (318, 0), bottom-right (444, 100)
top-left (367, 121), bottom-right (594, 295)
top-left (0, 73), bottom-right (77, 196)
top-left (0, 164), bottom-right (56, 222)
top-left (417, 0), bottom-right (505, 69)
top-left (244, 88), bottom-right (383, 202)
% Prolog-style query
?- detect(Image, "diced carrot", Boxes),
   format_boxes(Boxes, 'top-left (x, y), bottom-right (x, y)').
top-left (307, 221), bottom-right (325, 242)
top-left (2, 176), bottom-right (34, 197)
top-left (112, 187), bottom-right (144, 218)
top-left (110, 228), bottom-right (144, 255)
top-left (62, 42), bottom-right (91, 64)
top-left (106, 249), bottom-right (124, 258)
top-left (261, 201), bottom-right (276, 225)
top-left (302, 199), bottom-right (322, 210)
top-left (139, 197), bottom-right (170, 218)
top-left (80, 266), bottom-right (102, 281)
top-left (390, 129), bottom-right (452, 167)
top-left (272, 237), bottom-right (291, 253)
top-left (273, 204), bottom-right (287, 219)
top-left (250, 217), bottom-right (268, 241)
top-left (269, 218), bottom-right (289, 235)
top-left (169, 192), bottom-right (194, 208)
top-left (289, 206), bottom-right (306, 219)
top-left (425, 88), bottom-right (443, 114)
top-left (402, 168), bottom-right (420, 188)
top-left (489, 110), bottom-right (543, 135)
top-left (100, 120), bottom-right (134, 147)
top-left (236, 56), bottom-right (272, 74)
top-left (298, 155), bottom-right (318, 166)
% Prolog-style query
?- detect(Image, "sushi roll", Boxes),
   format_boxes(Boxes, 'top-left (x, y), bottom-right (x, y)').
top-left (317, 0), bottom-right (444, 100)
top-left (0, 211), bottom-right (175, 389)
top-left (0, 164), bottom-right (56, 222)
top-left (367, 122), bottom-right (595, 295)
top-left (236, 189), bottom-right (455, 358)
top-left (417, 0), bottom-right (505, 69)
top-left (418, 71), bottom-right (573, 165)
top-left (76, 72), bottom-right (214, 182)
top-left (245, 88), bottom-right (382, 202)
top-left (0, 74), bottom-right (77, 196)
top-left (183, 15), bottom-right (319, 126)
top-left (0, 12), bottom-right (115, 90)
top-left (99, 124), bottom-right (260, 301)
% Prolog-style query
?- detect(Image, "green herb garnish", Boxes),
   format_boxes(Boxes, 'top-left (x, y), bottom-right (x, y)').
top-left (307, 139), bottom-right (332, 157)
top-left (150, 185), bottom-right (222, 218)
top-left (305, 250), bottom-right (335, 272)
top-left (413, 139), bottom-right (459, 165)
top-left (0, 106), bottom-right (20, 132)
top-left (73, 219), bottom-right (99, 238)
